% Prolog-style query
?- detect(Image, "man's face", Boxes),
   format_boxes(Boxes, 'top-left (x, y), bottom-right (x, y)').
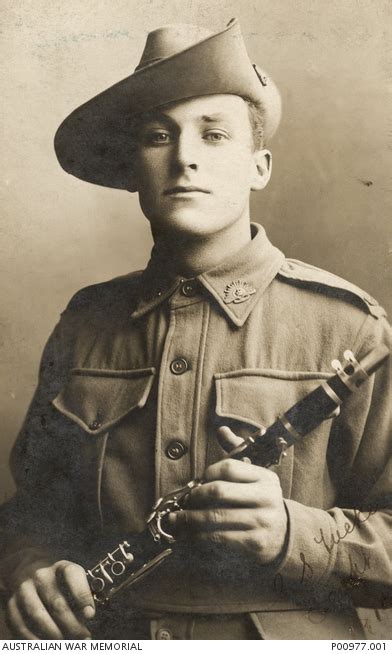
top-left (131, 94), bottom-right (271, 238)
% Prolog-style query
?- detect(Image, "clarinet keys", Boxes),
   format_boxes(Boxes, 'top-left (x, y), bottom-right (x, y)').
top-left (86, 540), bottom-right (135, 603)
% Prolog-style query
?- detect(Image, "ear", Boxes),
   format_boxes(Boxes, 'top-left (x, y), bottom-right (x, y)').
top-left (251, 149), bottom-right (272, 191)
top-left (127, 173), bottom-right (138, 193)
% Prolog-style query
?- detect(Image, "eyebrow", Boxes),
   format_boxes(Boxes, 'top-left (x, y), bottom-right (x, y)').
top-left (200, 114), bottom-right (229, 123)
top-left (139, 111), bottom-right (231, 126)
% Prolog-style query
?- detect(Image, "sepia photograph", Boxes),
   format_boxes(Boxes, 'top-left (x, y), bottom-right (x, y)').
top-left (1, 0), bottom-right (391, 642)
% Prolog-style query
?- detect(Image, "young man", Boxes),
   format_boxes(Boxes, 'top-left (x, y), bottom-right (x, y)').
top-left (1, 20), bottom-right (391, 640)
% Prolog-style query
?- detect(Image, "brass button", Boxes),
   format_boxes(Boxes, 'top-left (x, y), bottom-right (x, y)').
top-left (156, 628), bottom-right (172, 640)
top-left (89, 420), bottom-right (101, 431)
top-left (166, 440), bottom-right (187, 460)
top-left (170, 358), bottom-right (189, 375)
top-left (181, 280), bottom-right (198, 297)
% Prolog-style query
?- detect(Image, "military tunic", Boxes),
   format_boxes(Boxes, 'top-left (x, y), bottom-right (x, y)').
top-left (1, 224), bottom-right (391, 639)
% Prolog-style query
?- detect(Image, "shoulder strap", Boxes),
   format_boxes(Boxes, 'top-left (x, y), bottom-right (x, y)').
top-left (278, 259), bottom-right (386, 319)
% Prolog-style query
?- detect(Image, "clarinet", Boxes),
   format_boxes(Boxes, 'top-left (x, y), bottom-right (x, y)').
top-left (85, 344), bottom-right (389, 605)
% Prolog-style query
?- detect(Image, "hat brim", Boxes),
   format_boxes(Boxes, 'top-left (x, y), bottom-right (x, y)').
top-left (54, 19), bottom-right (281, 190)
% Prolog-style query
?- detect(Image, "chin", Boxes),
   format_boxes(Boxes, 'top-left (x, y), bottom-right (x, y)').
top-left (150, 208), bottom-right (227, 238)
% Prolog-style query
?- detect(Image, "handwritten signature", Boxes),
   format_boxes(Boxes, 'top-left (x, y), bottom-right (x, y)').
top-left (313, 508), bottom-right (377, 554)
top-left (269, 506), bottom-right (388, 633)
top-left (348, 549), bottom-right (371, 578)
top-left (273, 547), bottom-right (373, 629)
top-left (275, 547), bottom-right (370, 591)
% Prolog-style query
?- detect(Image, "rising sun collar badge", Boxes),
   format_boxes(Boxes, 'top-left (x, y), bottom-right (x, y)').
top-left (223, 280), bottom-right (257, 304)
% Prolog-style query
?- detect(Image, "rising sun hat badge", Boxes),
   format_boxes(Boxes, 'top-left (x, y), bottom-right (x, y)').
top-left (223, 280), bottom-right (257, 304)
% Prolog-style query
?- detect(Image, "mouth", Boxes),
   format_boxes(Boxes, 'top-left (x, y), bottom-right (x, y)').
top-left (164, 186), bottom-right (210, 196)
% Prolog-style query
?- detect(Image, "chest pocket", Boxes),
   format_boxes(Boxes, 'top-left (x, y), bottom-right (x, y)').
top-left (52, 367), bottom-right (156, 435)
top-left (215, 368), bottom-right (333, 429)
top-left (214, 368), bottom-right (334, 501)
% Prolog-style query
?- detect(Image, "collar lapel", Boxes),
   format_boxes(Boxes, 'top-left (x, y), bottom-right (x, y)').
top-left (131, 223), bottom-right (284, 326)
top-left (200, 223), bottom-right (284, 326)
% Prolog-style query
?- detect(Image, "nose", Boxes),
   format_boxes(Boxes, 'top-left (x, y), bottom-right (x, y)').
top-left (172, 132), bottom-right (198, 172)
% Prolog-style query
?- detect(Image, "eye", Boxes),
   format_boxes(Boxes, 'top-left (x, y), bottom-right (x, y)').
top-left (143, 130), bottom-right (172, 146)
top-left (203, 130), bottom-right (229, 143)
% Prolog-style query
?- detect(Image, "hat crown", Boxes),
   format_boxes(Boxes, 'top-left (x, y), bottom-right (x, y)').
top-left (137, 23), bottom-right (214, 69)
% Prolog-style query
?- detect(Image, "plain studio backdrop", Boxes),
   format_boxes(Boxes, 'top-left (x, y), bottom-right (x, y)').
top-left (2, 0), bottom-right (392, 506)
top-left (1, 1), bottom-right (392, 638)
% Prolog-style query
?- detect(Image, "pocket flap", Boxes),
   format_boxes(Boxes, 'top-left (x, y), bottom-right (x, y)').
top-left (215, 368), bottom-right (332, 429)
top-left (52, 367), bottom-right (155, 435)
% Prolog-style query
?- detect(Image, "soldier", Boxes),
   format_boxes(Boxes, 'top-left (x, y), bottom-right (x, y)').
top-left (1, 19), bottom-right (391, 640)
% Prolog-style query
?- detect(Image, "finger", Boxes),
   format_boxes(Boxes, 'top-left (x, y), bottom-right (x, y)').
top-left (38, 584), bottom-right (92, 639)
top-left (16, 581), bottom-right (64, 639)
top-left (188, 480), bottom-right (272, 509)
top-left (204, 457), bottom-right (270, 483)
top-left (216, 426), bottom-right (246, 453)
top-left (169, 507), bottom-right (260, 534)
top-left (196, 529), bottom-right (260, 553)
top-left (31, 564), bottom-right (91, 639)
top-left (56, 561), bottom-right (95, 620)
top-left (6, 595), bottom-right (40, 640)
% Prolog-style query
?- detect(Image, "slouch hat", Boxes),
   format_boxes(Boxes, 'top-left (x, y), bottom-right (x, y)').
top-left (54, 18), bottom-right (281, 190)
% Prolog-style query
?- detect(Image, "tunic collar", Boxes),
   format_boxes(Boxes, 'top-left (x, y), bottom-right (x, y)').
top-left (131, 223), bottom-right (285, 327)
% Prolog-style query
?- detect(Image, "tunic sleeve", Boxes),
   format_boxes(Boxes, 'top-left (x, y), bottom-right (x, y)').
top-left (278, 315), bottom-right (392, 609)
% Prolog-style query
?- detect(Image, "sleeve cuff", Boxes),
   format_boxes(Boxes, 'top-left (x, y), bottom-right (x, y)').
top-left (277, 498), bottom-right (338, 586)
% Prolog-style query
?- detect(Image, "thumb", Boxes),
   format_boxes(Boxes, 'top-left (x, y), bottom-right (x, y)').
top-left (216, 425), bottom-right (247, 455)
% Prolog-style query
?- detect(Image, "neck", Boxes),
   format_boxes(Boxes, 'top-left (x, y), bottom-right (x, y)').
top-left (152, 215), bottom-right (252, 277)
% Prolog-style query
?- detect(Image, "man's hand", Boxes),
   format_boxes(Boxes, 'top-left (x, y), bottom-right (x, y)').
top-left (6, 555), bottom-right (95, 639)
top-left (168, 426), bottom-right (288, 566)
